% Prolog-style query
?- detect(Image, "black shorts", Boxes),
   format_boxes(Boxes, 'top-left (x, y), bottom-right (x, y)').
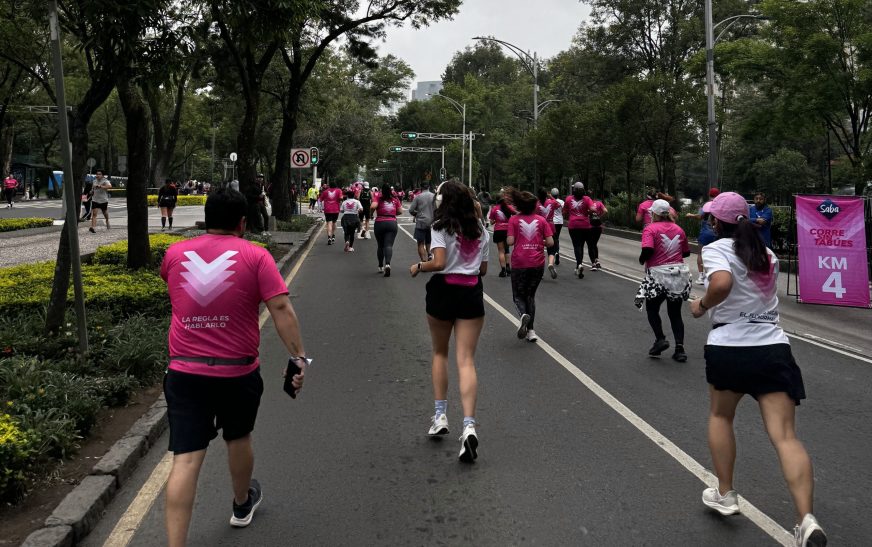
top-left (92, 201), bottom-right (108, 211)
top-left (426, 274), bottom-right (485, 321)
top-left (414, 227), bottom-right (431, 244)
top-left (359, 201), bottom-right (372, 220)
top-left (164, 368), bottom-right (264, 454)
top-left (492, 230), bottom-right (508, 244)
top-left (309, 198), bottom-right (316, 206)
top-left (705, 344), bottom-right (806, 405)
top-left (324, 212), bottom-right (339, 222)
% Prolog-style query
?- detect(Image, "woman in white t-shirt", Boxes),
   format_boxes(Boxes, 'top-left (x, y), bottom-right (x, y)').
top-left (690, 192), bottom-right (826, 547)
top-left (338, 190), bottom-right (363, 252)
top-left (409, 180), bottom-right (489, 463)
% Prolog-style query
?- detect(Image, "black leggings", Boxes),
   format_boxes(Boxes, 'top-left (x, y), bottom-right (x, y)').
top-left (568, 228), bottom-right (594, 266)
top-left (511, 267), bottom-right (544, 330)
top-left (549, 224), bottom-right (563, 256)
top-left (341, 215), bottom-right (360, 246)
top-left (588, 227), bottom-right (602, 262)
top-left (374, 220), bottom-right (398, 266)
top-left (4, 188), bottom-right (14, 206)
top-left (645, 293), bottom-right (684, 345)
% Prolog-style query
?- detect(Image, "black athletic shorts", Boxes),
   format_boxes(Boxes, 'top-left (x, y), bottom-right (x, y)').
top-left (426, 274), bottom-right (484, 321)
top-left (414, 227), bottom-right (431, 244)
top-left (359, 201), bottom-right (372, 220)
top-left (324, 212), bottom-right (339, 222)
top-left (492, 229), bottom-right (508, 244)
top-left (92, 201), bottom-right (108, 211)
top-left (164, 368), bottom-right (264, 454)
top-left (705, 344), bottom-right (806, 405)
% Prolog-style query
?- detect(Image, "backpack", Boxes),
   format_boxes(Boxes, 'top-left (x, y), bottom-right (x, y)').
top-left (359, 187), bottom-right (371, 201)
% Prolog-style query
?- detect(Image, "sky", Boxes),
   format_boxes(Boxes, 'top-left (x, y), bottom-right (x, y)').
top-left (363, 0), bottom-right (592, 95)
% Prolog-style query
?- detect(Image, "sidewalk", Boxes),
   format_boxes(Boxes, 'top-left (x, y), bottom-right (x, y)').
top-left (594, 231), bottom-right (872, 358)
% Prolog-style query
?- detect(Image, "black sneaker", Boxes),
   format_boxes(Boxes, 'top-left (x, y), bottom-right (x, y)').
top-left (672, 345), bottom-right (688, 362)
top-left (384, 264), bottom-right (391, 277)
top-left (648, 338), bottom-right (670, 357)
top-left (498, 268), bottom-right (507, 278)
top-left (230, 479), bottom-right (262, 527)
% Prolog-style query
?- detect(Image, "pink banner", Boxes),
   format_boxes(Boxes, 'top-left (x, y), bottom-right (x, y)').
top-left (796, 195), bottom-right (870, 307)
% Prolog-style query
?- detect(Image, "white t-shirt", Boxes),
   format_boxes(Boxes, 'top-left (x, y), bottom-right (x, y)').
top-left (702, 238), bottom-right (788, 346)
top-left (552, 198), bottom-right (565, 225)
top-left (340, 199), bottom-right (362, 216)
top-left (430, 225), bottom-right (490, 275)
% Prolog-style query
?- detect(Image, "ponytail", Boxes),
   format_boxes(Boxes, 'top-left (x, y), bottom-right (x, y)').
top-left (721, 217), bottom-right (769, 272)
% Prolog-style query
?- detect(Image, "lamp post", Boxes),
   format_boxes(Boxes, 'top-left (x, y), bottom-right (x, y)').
top-left (429, 92), bottom-right (466, 184)
top-left (473, 36), bottom-right (541, 127)
top-left (705, 6), bottom-right (766, 190)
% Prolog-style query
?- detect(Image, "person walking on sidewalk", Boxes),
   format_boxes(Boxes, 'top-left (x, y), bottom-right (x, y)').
top-left (371, 182), bottom-right (402, 276)
top-left (507, 189), bottom-right (554, 342)
top-left (158, 179), bottom-right (179, 230)
top-left (689, 191), bottom-right (826, 547)
top-left (160, 188), bottom-right (308, 547)
top-left (409, 179), bottom-right (489, 463)
top-left (339, 189), bottom-right (362, 252)
top-left (409, 183), bottom-right (436, 261)
top-left (634, 199), bottom-right (692, 362)
top-left (89, 170), bottom-right (112, 233)
top-left (3, 173), bottom-right (18, 208)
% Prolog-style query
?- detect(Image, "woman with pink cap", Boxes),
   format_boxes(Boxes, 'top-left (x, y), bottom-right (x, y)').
top-left (634, 199), bottom-right (691, 361)
top-left (690, 191), bottom-right (826, 547)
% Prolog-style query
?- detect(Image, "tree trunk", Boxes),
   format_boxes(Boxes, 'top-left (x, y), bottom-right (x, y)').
top-left (272, 103), bottom-right (299, 221)
top-left (116, 77), bottom-right (151, 269)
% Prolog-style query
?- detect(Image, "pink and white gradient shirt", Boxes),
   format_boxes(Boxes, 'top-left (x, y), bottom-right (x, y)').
top-left (374, 197), bottom-right (401, 222)
top-left (320, 188), bottom-right (343, 214)
top-left (161, 234), bottom-right (289, 377)
top-left (641, 222), bottom-right (689, 268)
top-left (508, 214), bottom-right (553, 269)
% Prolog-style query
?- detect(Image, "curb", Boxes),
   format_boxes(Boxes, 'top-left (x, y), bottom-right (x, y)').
top-left (19, 226), bottom-right (316, 547)
top-left (0, 224), bottom-right (62, 239)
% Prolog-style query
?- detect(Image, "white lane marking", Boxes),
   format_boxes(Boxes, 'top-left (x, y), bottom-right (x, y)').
top-left (104, 226), bottom-right (323, 547)
top-left (401, 225), bottom-right (792, 545)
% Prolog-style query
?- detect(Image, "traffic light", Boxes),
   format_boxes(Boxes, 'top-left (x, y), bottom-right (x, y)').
top-left (310, 147), bottom-right (319, 165)
top-left (401, 131), bottom-right (418, 140)
top-left (390, 146), bottom-right (402, 152)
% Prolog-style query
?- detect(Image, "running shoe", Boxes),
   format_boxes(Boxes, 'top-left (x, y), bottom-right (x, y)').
top-left (593, 261), bottom-right (602, 271)
top-left (517, 314), bottom-right (531, 339)
top-left (428, 413), bottom-right (449, 436)
top-left (344, 242), bottom-right (350, 252)
top-left (327, 238), bottom-right (333, 245)
top-left (230, 479), bottom-right (263, 527)
top-left (575, 265), bottom-right (585, 279)
top-left (701, 487), bottom-right (739, 516)
top-left (378, 266), bottom-right (384, 273)
top-left (672, 345), bottom-right (688, 362)
top-left (695, 273), bottom-right (706, 286)
top-left (548, 264), bottom-right (557, 279)
top-left (506, 265), bottom-right (512, 275)
top-left (89, 227), bottom-right (96, 233)
top-left (794, 513), bottom-right (827, 547)
top-left (384, 264), bottom-right (391, 277)
top-left (348, 247), bottom-right (355, 252)
top-left (525, 329), bottom-right (538, 343)
top-left (458, 424), bottom-right (478, 463)
top-left (498, 268), bottom-right (507, 278)
top-left (648, 338), bottom-right (670, 357)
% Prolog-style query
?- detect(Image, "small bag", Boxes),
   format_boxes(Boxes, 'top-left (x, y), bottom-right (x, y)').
top-left (648, 264), bottom-right (691, 296)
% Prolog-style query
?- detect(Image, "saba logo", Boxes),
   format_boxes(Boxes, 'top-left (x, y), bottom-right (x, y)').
top-left (817, 199), bottom-right (840, 220)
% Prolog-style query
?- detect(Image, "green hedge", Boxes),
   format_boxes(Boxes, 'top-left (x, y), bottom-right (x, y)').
top-left (276, 216), bottom-right (316, 232)
top-left (0, 261), bottom-right (168, 317)
top-left (94, 234), bottom-right (187, 266)
top-left (147, 195), bottom-right (206, 207)
top-left (0, 218), bottom-right (54, 233)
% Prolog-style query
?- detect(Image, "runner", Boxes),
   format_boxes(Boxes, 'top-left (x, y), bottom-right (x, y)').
top-left (537, 188), bottom-right (559, 279)
top-left (307, 184), bottom-right (318, 212)
top-left (550, 188), bottom-right (564, 266)
top-left (409, 179), bottom-right (489, 463)
top-left (319, 181), bottom-right (343, 245)
top-left (409, 183), bottom-right (436, 261)
top-left (634, 199), bottom-right (691, 361)
top-left (685, 187), bottom-right (721, 284)
top-left (371, 182), bottom-right (402, 276)
top-left (476, 189), bottom-right (491, 226)
top-left (586, 192), bottom-right (608, 271)
top-left (339, 189), bottom-right (363, 252)
top-left (507, 189), bottom-right (554, 342)
top-left (689, 191), bottom-right (826, 547)
top-left (487, 189), bottom-right (515, 277)
top-left (636, 188), bottom-right (676, 227)
top-left (3, 173), bottom-right (17, 208)
top-left (158, 179), bottom-right (179, 231)
top-left (356, 181), bottom-right (373, 239)
top-left (563, 182), bottom-right (594, 279)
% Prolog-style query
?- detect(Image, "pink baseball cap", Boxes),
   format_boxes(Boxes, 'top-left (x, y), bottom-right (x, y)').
top-left (708, 191), bottom-right (749, 224)
top-left (702, 201), bottom-right (712, 213)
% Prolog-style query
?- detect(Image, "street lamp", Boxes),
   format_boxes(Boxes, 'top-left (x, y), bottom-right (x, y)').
top-left (428, 92), bottom-right (466, 184)
top-left (705, 5), bottom-right (766, 190)
top-left (473, 36), bottom-right (542, 127)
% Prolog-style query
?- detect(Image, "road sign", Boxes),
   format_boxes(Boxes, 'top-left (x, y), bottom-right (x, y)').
top-left (86, 157), bottom-right (96, 167)
top-left (229, 152), bottom-right (237, 162)
top-left (291, 148), bottom-right (311, 168)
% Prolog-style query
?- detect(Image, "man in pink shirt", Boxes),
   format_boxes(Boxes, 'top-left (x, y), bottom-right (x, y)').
top-left (160, 188), bottom-right (308, 546)
top-left (320, 181), bottom-right (343, 245)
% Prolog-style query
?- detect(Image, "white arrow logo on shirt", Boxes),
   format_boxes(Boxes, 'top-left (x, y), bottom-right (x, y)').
top-left (520, 219), bottom-right (540, 241)
top-left (659, 234), bottom-right (681, 255)
top-left (179, 250), bottom-right (238, 307)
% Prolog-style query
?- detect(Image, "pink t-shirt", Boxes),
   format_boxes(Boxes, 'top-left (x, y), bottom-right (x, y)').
top-left (4, 177), bottom-right (17, 190)
top-left (320, 188), bottom-right (343, 214)
top-left (563, 195), bottom-right (594, 229)
top-left (641, 222), bottom-right (689, 268)
top-left (637, 200), bottom-right (676, 226)
top-left (538, 198), bottom-right (558, 226)
top-left (507, 214), bottom-right (553, 269)
top-left (374, 197), bottom-right (401, 222)
top-left (161, 234), bottom-right (289, 378)
top-left (488, 204), bottom-right (514, 231)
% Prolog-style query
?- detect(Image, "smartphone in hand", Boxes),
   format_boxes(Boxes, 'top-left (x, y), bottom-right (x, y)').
top-left (283, 357), bottom-right (311, 399)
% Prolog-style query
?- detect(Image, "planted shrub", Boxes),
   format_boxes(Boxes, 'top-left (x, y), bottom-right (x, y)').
top-left (94, 234), bottom-right (186, 266)
top-left (0, 218), bottom-right (54, 233)
top-left (146, 195), bottom-right (206, 207)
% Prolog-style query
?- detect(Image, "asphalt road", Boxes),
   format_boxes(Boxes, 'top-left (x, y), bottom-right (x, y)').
top-left (82, 215), bottom-right (871, 546)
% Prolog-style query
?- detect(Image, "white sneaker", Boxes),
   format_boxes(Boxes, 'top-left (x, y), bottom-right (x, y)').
top-left (458, 424), bottom-right (478, 463)
top-left (702, 487), bottom-right (739, 516)
top-left (575, 265), bottom-right (584, 279)
top-left (517, 314), bottom-right (530, 339)
top-left (378, 266), bottom-right (384, 273)
top-left (695, 273), bottom-right (706, 285)
top-left (428, 414), bottom-right (449, 436)
top-left (525, 329), bottom-right (538, 343)
top-left (794, 513), bottom-right (827, 547)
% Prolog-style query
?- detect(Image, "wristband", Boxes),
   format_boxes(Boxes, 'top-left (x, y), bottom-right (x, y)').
top-left (698, 300), bottom-right (709, 311)
top-left (290, 355), bottom-right (313, 366)
top-left (417, 262), bottom-right (423, 272)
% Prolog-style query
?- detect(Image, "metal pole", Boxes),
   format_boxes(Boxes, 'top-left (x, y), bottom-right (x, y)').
top-left (210, 125), bottom-right (216, 185)
top-left (533, 51), bottom-right (539, 128)
top-left (48, 0), bottom-right (88, 353)
top-left (468, 131), bottom-right (473, 188)
top-left (705, 0), bottom-right (718, 191)
top-left (441, 146), bottom-right (445, 170)
top-left (461, 104), bottom-right (466, 185)
top-left (826, 128), bottom-right (832, 194)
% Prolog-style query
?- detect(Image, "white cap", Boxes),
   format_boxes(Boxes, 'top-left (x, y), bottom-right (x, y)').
top-left (363, 181), bottom-right (369, 188)
top-left (572, 182), bottom-right (584, 190)
top-left (650, 199), bottom-right (671, 216)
